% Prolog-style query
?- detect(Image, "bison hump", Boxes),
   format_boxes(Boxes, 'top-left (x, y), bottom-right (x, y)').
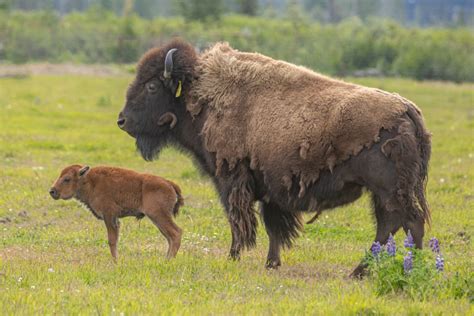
top-left (193, 43), bottom-right (410, 192)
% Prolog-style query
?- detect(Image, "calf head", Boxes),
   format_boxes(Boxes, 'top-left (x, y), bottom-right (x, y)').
top-left (49, 165), bottom-right (90, 200)
top-left (118, 39), bottom-right (198, 161)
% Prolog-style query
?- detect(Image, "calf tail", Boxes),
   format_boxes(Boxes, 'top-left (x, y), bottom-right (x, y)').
top-left (168, 181), bottom-right (184, 217)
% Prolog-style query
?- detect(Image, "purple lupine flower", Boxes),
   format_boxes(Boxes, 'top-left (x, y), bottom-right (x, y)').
top-left (386, 234), bottom-right (396, 256)
top-left (371, 241), bottom-right (382, 257)
top-left (435, 254), bottom-right (444, 272)
top-left (429, 237), bottom-right (440, 253)
top-left (404, 230), bottom-right (415, 248)
top-left (403, 251), bottom-right (413, 273)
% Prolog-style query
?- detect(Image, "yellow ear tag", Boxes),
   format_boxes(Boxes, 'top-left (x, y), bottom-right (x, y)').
top-left (175, 80), bottom-right (182, 98)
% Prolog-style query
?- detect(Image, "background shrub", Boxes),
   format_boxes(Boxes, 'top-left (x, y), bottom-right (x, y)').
top-left (0, 10), bottom-right (473, 82)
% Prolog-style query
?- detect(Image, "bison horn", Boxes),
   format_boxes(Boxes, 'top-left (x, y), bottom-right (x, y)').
top-left (163, 48), bottom-right (177, 79)
top-left (158, 112), bottom-right (178, 129)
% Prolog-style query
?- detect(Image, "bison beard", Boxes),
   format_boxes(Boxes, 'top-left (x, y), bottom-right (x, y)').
top-left (136, 135), bottom-right (166, 161)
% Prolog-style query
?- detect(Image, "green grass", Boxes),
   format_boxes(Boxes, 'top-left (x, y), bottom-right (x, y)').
top-left (0, 75), bottom-right (473, 314)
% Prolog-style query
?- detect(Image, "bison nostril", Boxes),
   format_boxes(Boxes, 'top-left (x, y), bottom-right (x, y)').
top-left (117, 118), bottom-right (126, 128)
top-left (49, 188), bottom-right (57, 197)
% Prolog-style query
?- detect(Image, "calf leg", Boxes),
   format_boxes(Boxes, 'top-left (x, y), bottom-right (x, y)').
top-left (147, 211), bottom-right (182, 259)
top-left (261, 201), bottom-right (302, 269)
top-left (104, 216), bottom-right (120, 260)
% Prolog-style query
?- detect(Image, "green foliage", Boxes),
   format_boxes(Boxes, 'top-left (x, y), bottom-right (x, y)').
top-left (367, 246), bottom-right (472, 301)
top-left (0, 0), bottom-right (12, 11)
top-left (113, 17), bottom-right (139, 63)
top-left (237, 0), bottom-right (258, 16)
top-left (174, 0), bottom-right (223, 22)
top-left (0, 10), bottom-right (61, 63)
top-left (448, 273), bottom-right (474, 301)
top-left (0, 10), bottom-right (473, 82)
top-left (367, 249), bottom-right (437, 298)
top-left (96, 95), bottom-right (112, 107)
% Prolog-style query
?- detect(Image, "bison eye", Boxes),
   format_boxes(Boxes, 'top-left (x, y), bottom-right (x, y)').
top-left (146, 81), bottom-right (158, 94)
top-left (63, 178), bottom-right (71, 183)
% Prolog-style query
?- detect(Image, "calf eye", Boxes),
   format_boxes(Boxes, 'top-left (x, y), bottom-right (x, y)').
top-left (63, 178), bottom-right (71, 183)
top-left (146, 82), bottom-right (158, 93)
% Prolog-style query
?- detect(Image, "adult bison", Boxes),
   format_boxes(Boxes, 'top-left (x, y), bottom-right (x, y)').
top-left (117, 39), bottom-right (431, 276)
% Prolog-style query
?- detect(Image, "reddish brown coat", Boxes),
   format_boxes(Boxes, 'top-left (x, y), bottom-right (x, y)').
top-left (50, 165), bottom-right (183, 259)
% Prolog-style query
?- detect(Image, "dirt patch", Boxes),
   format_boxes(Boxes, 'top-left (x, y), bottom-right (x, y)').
top-left (0, 63), bottom-right (128, 77)
top-left (0, 245), bottom-right (40, 261)
top-left (0, 217), bottom-right (12, 224)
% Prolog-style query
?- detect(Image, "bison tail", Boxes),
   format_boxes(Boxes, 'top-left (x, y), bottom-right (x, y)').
top-left (406, 103), bottom-right (432, 226)
top-left (382, 99), bottom-right (431, 226)
top-left (169, 181), bottom-right (184, 217)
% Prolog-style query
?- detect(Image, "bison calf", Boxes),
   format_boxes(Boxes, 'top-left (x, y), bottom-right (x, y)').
top-left (50, 165), bottom-right (183, 260)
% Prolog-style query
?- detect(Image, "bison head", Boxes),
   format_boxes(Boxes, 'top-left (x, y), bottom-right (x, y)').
top-left (118, 40), bottom-right (197, 161)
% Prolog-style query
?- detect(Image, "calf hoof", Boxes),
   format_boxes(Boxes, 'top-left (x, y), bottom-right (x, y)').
top-left (265, 258), bottom-right (281, 270)
top-left (349, 263), bottom-right (368, 279)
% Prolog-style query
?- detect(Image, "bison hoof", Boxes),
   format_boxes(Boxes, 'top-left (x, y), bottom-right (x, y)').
top-left (349, 263), bottom-right (368, 279)
top-left (265, 259), bottom-right (281, 270)
top-left (228, 250), bottom-right (241, 261)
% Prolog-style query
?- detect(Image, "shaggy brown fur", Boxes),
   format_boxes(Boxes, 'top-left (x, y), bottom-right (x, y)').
top-left (192, 43), bottom-right (412, 193)
top-left (189, 42), bottom-right (431, 230)
top-left (117, 39), bottom-right (431, 276)
top-left (50, 165), bottom-right (183, 260)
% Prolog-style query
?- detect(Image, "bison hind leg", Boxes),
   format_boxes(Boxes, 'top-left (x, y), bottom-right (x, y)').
top-left (380, 119), bottom-right (428, 248)
top-left (350, 192), bottom-right (405, 278)
top-left (350, 122), bottom-right (429, 278)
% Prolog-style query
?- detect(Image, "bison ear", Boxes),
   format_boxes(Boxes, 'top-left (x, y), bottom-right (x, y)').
top-left (79, 165), bottom-right (90, 177)
top-left (158, 112), bottom-right (178, 129)
top-left (162, 48), bottom-right (183, 98)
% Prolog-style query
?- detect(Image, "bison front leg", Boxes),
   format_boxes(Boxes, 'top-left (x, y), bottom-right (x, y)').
top-left (261, 201), bottom-right (303, 269)
top-left (212, 162), bottom-right (260, 262)
top-left (226, 186), bottom-right (258, 260)
top-left (228, 225), bottom-right (242, 260)
top-left (217, 187), bottom-right (243, 260)
top-left (217, 172), bottom-right (258, 261)
top-left (226, 211), bottom-right (256, 261)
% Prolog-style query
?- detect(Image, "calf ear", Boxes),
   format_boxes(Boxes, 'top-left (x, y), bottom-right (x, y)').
top-left (79, 165), bottom-right (90, 177)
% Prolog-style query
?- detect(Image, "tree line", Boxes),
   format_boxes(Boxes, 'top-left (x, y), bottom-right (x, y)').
top-left (2, 0), bottom-right (473, 26)
top-left (0, 9), bottom-right (473, 82)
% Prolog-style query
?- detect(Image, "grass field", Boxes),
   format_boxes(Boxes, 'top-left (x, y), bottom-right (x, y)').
top-left (0, 74), bottom-right (473, 314)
